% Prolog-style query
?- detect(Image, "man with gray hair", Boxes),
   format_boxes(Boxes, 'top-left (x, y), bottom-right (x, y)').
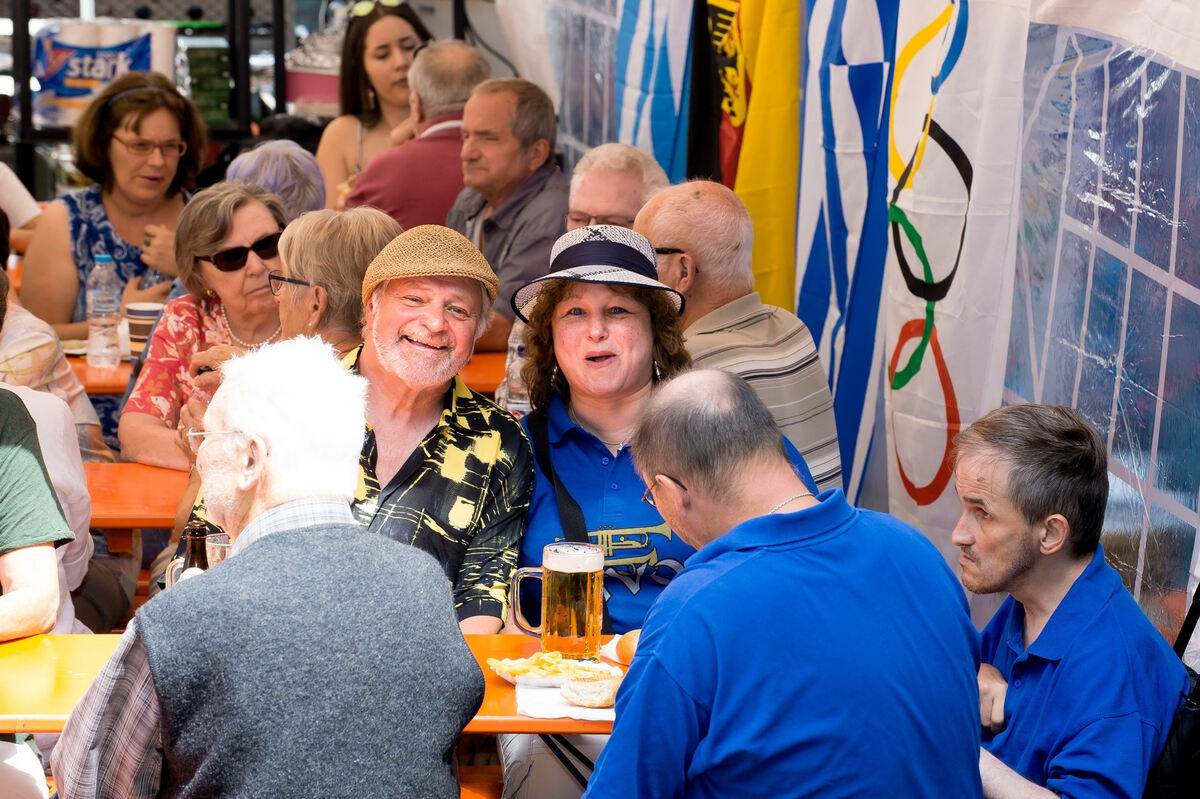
top-left (585, 369), bottom-right (984, 798)
top-left (348, 39), bottom-right (491, 229)
top-left (635, 180), bottom-right (842, 491)
top-left (52, 336), bottom-right (486, 798)
top-left (448, 77), bottom-right (568, 351)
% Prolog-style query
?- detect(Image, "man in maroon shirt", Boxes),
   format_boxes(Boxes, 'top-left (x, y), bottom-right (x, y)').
top-left (347, 40), bottom-right (490, 228)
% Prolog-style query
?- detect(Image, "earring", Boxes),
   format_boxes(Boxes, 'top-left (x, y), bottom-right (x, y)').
top-left (205, 288), bottom-right (215, 298)
top-left (367, 87), bottom-right (376, 111)
top-left (653, 362), bottom-right (662, 381)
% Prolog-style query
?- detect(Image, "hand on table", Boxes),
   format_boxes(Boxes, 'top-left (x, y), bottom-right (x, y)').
top-left (978, 663), bottom-right (1009, 734)
top-left (140, 224), bottom-right (178, 276)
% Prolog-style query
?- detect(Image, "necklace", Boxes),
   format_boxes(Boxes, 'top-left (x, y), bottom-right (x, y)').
top-left (567, 405), bottom-right (630, 449)
top-left (768, 492), bottom-right (812, 514)
top-left (221, 304), bottom-right (281, 350)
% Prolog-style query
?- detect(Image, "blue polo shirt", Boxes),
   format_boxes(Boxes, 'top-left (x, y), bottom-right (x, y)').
top-left (585, 489), bottom-right (983, 799)
top-left (981, 544), bottom-right (1187, 799)
top-left (518, 393), bottom-right (815, 633)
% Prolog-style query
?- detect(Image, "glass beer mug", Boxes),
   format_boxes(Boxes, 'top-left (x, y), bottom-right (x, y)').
top-left (510, 542), bottom-right (605, 660)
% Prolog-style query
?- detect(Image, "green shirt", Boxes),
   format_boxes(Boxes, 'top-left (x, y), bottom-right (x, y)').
top-left (0, 390), bottom-right (73, 558)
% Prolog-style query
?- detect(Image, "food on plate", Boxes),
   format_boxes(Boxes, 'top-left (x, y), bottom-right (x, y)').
top-left (561, 674), bottom-right (622, 708)
top-left (487, 650), bottom-right (615, 682)
top-left (616, 628), bottom-right (641, 664)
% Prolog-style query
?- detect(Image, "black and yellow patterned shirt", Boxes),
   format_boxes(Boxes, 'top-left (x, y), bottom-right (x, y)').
top-left (184, 348), bottom-right (533, 621)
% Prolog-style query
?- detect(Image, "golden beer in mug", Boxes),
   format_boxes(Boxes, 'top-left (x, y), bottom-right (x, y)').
top-left (511, 542), bottom-right (604, 660)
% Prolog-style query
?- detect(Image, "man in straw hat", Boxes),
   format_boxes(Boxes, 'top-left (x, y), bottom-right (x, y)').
top-left (353, 224), bottom-right (533, 634)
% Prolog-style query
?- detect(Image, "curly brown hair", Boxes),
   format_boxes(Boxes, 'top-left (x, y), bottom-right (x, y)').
top-left (521, 280), bottom-right (691, 411)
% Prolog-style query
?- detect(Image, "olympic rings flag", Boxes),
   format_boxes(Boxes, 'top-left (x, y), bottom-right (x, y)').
top-left (883, 0), bottom-right (1029, 576)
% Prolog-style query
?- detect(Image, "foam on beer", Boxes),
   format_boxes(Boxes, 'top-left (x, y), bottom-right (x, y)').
top-left (543, 543), bottom-right (604, 573)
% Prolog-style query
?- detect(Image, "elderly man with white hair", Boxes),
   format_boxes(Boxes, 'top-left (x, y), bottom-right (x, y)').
top-left (52, 337), bottom-right (485, 799)
top-left (635, 180), bottom-right (843, 492)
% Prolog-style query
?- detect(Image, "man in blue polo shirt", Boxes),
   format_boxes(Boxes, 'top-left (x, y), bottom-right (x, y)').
top-left (952, 404), bottom-right (1187, 798)
top-left (585, 370), bottom-right (983, 798)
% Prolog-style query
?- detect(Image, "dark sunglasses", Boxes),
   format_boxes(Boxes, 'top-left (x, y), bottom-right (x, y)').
top-left (200, 232), bottom-right (282, 272)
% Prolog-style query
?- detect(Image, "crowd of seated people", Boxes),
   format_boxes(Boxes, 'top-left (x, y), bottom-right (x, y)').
top-left (0, 5), bottom-right (1190, 797)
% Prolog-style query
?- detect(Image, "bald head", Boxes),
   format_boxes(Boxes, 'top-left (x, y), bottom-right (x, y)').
top-left (635, 180), bottom-right (755, 326)
top-left (632, 369), bottom-right (787, 501)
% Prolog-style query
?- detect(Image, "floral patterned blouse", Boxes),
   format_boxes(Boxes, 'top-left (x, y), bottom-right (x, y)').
top-left (63, 184), bottom-right (173, 323)
top-left (123, 294), bottom-right (232, 427)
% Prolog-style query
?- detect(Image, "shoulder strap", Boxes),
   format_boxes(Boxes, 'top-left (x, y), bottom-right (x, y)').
top-left (1175, 582), bottom-right (1200, 658)
top-left (527, 409), bottom-right (613, 635)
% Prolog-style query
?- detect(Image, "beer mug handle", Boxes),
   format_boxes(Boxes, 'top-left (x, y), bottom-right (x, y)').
top-left (165, 556), bottom-right (185, 588)
top-left (509, 566), bottom-right (543, 638)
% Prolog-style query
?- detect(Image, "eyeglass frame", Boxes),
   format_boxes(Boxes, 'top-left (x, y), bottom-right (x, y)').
top-left (185, 428), bottom-right (246, 451)
top-left (565, 211), bottom-right (638, 229)
top-left (197, 231), bottom-right (283, 273)
top-left (268, 270), bottom-right (314, 296)
top-left (111, 134), bottom-right (187, 159)
top-left (640, 474), bottom-right (688, 508)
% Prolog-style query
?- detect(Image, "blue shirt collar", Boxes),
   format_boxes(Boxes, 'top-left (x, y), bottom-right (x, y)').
top-left (1006, 544), bottom-right (1121, 661)
top-left (688, 488), bottom-right (857, 567)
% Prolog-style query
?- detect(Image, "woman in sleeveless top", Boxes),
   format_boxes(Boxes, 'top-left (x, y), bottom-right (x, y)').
top-left (315, 1), bottom-right (433, 209)
top-left (20, 72), bottom-right (205, 342)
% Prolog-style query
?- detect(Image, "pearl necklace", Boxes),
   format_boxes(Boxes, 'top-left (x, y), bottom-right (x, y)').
top-left (568, 405), bottom-right (630, 450)
top-left (221, 304), bottom-right (281, 350)
top-left (767, 492), bottom-right (812, 514)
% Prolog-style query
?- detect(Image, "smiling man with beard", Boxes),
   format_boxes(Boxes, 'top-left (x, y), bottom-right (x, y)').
top-left (349, 224), bottom-right (533, 634)
top-left (952, 404), bottom-right (1186, 799)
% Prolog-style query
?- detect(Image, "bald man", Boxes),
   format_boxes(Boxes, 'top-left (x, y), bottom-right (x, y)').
top-left (635, 181), bottom-right (842, 491)
top-left (585, 370), bottom-right (982, 799)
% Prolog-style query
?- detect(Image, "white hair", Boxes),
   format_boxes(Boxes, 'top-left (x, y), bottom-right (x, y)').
top-left (570, 143), bottom-right (669, 206)
top-left (209, 336), bottom-right (366, 503)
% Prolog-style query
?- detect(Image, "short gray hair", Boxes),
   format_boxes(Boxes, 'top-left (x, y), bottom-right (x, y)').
top-left (409, 40), bottom-right (491, 118)
top-left (278, 208), bottom-right (403, 341)
top-left (226, 140), bottom-right (325, 222)
top-left (210, 336), bottom-right (368, 504)
top-left (176, 181), bottom-right (288, 297)
top-left (471, 78), bottom-right (557, 154)
top-left (571, 143), bottom-right (668, 206)
top-left (642, 180), bottom-right (754, 296)
top-left (632, 370), bottom-right (785, 498)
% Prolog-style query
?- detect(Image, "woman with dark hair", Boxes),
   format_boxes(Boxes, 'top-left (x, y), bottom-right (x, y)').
top-left (119, 182), bottom-right (287, 470)
top-left (20, 71), bottom-right (206, 341)
top-left (316, 0), bottom-right (433, 209)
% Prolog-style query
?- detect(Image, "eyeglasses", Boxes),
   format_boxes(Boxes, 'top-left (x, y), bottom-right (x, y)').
top-left (186, 428), bottom-right (245, 450)
top-left (112, 134), bottom-right (187, 159)
top-left (199, 232), bottom-right (283, 272)
top-left (653, 247), bottom-right (685, 256)
top-left (268, 270), bottom-right (313, 295)
top-left (350, 0), bottom-right (401, 16)
top-left (640, 474), bottom-right (687, 508)
top-left (565, 212), bottom-right (638, 229)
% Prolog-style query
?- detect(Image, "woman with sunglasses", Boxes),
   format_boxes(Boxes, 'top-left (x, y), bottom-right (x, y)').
top-left (119, 183), bottom-right (287, 470)
top-left (21, 72), bottom-right (206, 341)
top-left (315, 0), bottom-right (433, 209)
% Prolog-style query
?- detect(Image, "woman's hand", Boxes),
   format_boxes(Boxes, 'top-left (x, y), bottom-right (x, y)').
top-left (389, 116), bottom-right (417, 147)
top-left (120, 278), bottom-right (171, 314)
top-left (188, 344), bottom-right (243, 384)
top-left (140, 224), bottom-right (178, 276)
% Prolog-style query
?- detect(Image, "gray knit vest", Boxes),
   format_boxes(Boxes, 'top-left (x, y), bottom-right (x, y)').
top-left (138, 523), bottom-right (484, 799)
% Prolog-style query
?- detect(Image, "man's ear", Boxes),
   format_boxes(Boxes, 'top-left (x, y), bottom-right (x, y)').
top-left (675, 253), bottom-right (698, 295)
top-left (525, 138), bottom-right (551, 171)
top-left (410, 91), bottom-right (425, 125)
top-left (235, 435), bottom-right (268, 492)
top-left (1039, 514), bottom-right (1071, 556)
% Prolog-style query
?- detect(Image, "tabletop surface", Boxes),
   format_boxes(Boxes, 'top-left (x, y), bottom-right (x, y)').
top-left (84, 462), bottom-right (190, 529)
top-left (0, 633), bottom-right (617, 735)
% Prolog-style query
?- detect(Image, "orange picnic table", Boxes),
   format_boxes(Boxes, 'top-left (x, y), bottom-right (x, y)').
top-left (67, 356), bottom-right (133, 395)
top-left (84, 462), bottom-right (190, 552)
top-left (68, 352), bottom-right (503, 396)
top-left (0, 634), bottom-right (618, 735)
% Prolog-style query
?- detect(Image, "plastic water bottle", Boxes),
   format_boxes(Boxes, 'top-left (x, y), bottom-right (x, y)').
top-left (86, 254), bottom-right (121, 369)
top-left (502, 329), bottom-right (532, 418)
